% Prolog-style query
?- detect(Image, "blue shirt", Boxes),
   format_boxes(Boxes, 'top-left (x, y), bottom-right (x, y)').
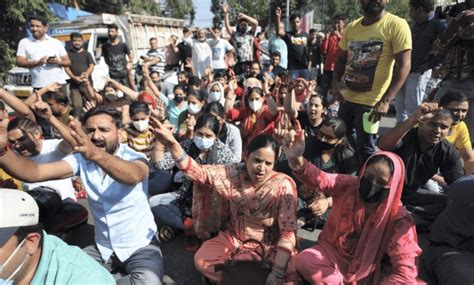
top-left (31, 232), bottom-right (115, 284)
top-left (63, 144), bottom-right (156, 262)
top-left (159, 95), bottom-right (188, 131)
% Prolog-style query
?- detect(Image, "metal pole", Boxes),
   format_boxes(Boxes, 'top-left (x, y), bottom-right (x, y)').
top-left (286, 0), bottom-right (290, 19)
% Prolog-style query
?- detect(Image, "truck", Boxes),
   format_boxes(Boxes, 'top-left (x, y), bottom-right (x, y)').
top-left (5, 13), bottom-right (185, 98)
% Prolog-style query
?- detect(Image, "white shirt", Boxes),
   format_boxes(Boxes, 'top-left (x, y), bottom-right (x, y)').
top-left (209, 38), bottom-right (234, 70)
top-left (24, 139), bottom-right (76, 201)
top-left (63, 144), bottom-right (156, 262)
top-left (16, 34), bottom-right (69, 88)
top-left (189, 39), bottom-right (213, 78)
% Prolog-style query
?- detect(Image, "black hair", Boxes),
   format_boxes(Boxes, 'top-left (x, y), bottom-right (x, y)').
top-left (247, 135), bottom-right (279, 161)
top-left (103, 82), bottom-right (117, 92)
top-left (81, 106), bottom-right (122, 129)
top-left (195, 113), bottom-right (221, 136)
top-left (130, 102), bottom-right (150, 117)
top-left (307, 94), bottom-right (327, 108)
top-left (46, 91), bottom-right (69, 106)
top-left (70, 32), bottom-right (83, 40)
top-left (149, 37), bottom-right (157, 42)
top-left (439, 92), bottom-right (469, 107)
top-left (188, 89), bottom-right (206, 102)
top-left (245, 87), bottom-right (264, 106)
top-left (333, 14), bottom-right (346, 21)
top-left (250, 61), bottom-right (260, 68)
top-left (107, 23), bottom-right (119, 31)
top-left (320, 116), bottom-right (347, 140)
top-left (174, 84), bottom-right (188, 94)
top-left (205, 102), bottom-right (228, 143)
top-left (14, 224), bottom-right (43, 246)
top-left (290, 13), bottom-right (301, 22)
top-left (7, 117), bottom-right (40, 133)
top-left (28, 14), bottom-right (48, 26)
top-left (178, 70), bottom-right (189, 77)
top-left (270, 50), bottom-right (281, 58)
top-left (309, 28), bottom-right (317, 34)
top-left (431, 108), bottom-right (455, 123)
top-left (183, 27), bottom-right (190, 33)
top-left (150, 70), bottom-right (160, 77)
top-left (409, 0), bottom-right (434, 13)
top-left (366, 155), bottom-right (395, 175)
top-left (188, 76), bottom-right (202, 86)
top-left (213, 70), bottom-right (226, 79)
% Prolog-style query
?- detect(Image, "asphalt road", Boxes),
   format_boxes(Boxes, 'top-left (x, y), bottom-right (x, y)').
top-left (66, 113), bottom-right (401, 285)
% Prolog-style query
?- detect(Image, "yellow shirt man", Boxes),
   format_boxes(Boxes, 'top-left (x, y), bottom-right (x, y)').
top-left (339, 13), bottom-right (411, 106)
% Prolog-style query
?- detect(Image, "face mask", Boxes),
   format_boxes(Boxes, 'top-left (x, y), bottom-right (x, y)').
top-left (132, 119), bottom-right (149, 132)
top-left (193, 136), bottom-right (215, 150)
top-left (0, 238), bottom-right (27, 284)
top-left (249, 100), bottom-right (263, 112)
top-left (358, 176), bottom-right (390, 204)
top-left (316, 136), bottom-right (337, 151)
top-left (104, 92), bottom-right (117, 102)
top-left (174, 96), bottom-right (185, 103)
top-left (188, 103), bottom-right (202, 115)
top-left (208, 91), bottom-right (221, 103)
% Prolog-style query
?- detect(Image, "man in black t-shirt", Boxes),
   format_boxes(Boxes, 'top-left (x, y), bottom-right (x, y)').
top-left (65, 32), bottom-right (95, 115)
top-left (177, 27), bottom-right (193, 73)
top-left (378, 103), bottom-right (464, 228)
top-left (275, 7), bottom-right (310, 80)
top-left (102, 23), bottom-right (134, 89)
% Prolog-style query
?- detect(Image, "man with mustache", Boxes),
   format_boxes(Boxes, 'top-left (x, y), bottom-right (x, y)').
top-left (0, 106), bottom-right (163, 284)
top-left (332, 0), bottom-right (412, 165)
top-left (378, 102), bottom-right (464, 230)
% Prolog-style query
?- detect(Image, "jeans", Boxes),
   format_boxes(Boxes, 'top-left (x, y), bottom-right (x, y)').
top-left (289, 69), bottom-right (311, 81)
top-left (435, 79), bottom-right (474, 142)
top-left (148, 169), bottom-right (173, 197)
top-left (395, 70), bottom-right (432, 123)
top-left (337, 101), bottom-right (377, 165)
top-left (149, 192), bottom-right (184, 230)
top-left (84, 239), bottom-right (163, 285)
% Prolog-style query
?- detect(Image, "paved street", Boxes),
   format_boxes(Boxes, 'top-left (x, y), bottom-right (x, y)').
top-left (67, 112), bottom-right (398, 285)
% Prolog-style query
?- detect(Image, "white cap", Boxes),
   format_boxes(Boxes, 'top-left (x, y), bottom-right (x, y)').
top-left (0, 189), bottom-right (39, 246)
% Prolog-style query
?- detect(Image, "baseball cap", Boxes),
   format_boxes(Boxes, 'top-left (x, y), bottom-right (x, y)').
top-left (0, 189), bottom-right (39, 246)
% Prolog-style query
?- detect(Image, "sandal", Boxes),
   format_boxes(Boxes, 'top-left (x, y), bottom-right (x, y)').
top-left (158, 225), bottom-right (177, 242)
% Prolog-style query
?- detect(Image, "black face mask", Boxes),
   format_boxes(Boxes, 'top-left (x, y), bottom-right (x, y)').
top-left (174, 96), bottom-right (185, 103)
top-left (316, 136), bottom-right (337, 151)
top-left (359, 176), bottom-right (390, 204)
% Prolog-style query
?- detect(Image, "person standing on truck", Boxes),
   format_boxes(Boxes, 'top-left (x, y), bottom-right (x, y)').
top-left (65, 32), bottom-right (95, 116)
top-left (102, 23), bottom-right (136, 90)
top-left (16, 14), bottom-right (71, 93)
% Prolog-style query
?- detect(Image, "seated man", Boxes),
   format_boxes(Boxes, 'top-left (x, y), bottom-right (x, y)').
top-left (425, 177), bottom-right (474, 284)
top-left (0, 107), bottom-right (163, 284)
top-left (7, 109), bottom-right (87, 235)
top-left (378, 103), bottom-right (464, 227)
top-left (0, 189), bottom-right (114, 284)
top-left (439, 92), bottom-right (474, 175)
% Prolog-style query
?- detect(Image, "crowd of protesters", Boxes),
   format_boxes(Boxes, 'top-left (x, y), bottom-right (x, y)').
top-left (1, 0), bottom-right (474, 284)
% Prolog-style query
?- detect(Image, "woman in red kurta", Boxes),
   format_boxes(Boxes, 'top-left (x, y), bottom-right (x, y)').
top-left (152, 118), bottom-right (299, 284)
top-left (284, 122), bottom-right (422, 284)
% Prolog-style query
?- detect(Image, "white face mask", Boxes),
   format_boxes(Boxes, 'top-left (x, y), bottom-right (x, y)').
top-left (0, 238), bottom-right (27, 284)
top-left (208, 91), bottom-right (221, 103)
top-left (249, 100), bottom-right (263, 112)
top-left (193, 136), bottom-right (215, 150)
top-left (188, 103), bottom-right (202, 115)
top-left (132, 119), bottom-right (149, 132)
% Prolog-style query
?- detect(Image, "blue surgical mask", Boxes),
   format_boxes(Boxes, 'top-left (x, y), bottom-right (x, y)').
top-left (208, 91), bottom-right (221, 103)
top-left (193, 136), bottom-right (215, 150)
top-left (0, 238), bottom-right (27, 284)
top-left (188, 103), bottom-right (202, 115)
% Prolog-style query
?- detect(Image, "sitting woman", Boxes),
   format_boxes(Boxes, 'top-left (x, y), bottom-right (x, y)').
top-left (205, 102), bottom-right (242, 162)
top-left (225, 86), bottom-right (279, 156)
top-left (177, 89), bottom-right (207, 140)
top-left (150, 114), bottom-right (235, 244)
top-left (151, 119), bottom-right (300, 284)
top-left (284, 122), bottom-right (422, 284)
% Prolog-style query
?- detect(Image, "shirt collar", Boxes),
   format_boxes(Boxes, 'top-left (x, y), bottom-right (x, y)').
top-left (29, 34), bottom-right (51, 42)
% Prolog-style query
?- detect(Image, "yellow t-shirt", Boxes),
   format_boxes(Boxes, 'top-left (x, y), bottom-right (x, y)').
top-left (339, 13), bottom-right (411, 106)
top-left (447, 121), bottom-right (472, 150)
top-left (0, 169), bottom-right (22, 189)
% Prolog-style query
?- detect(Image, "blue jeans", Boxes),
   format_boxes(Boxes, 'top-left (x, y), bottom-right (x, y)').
top-left (337, 101), bottom-right (377, 165)
top-left (395, 70), bottom-right (432, 123)
top-left (289, 69), bottom-right (311, 81)
top-left (435, 79), bottom-right (474, 142)
top-left (149, 192), bottom-right (184, 230)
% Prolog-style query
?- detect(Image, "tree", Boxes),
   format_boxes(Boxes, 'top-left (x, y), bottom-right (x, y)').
top-left (211, 0), bottom-right (222, 28)
top-left (124, 0), bottom-right (162, 16)
top-left (167, 0), bottom-right (194, 20)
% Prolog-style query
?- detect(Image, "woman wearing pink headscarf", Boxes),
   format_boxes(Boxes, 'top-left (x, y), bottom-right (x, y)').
top-left (284, 121), bottom-right (422, 284)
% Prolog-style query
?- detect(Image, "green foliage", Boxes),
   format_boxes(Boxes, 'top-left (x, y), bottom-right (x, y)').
top-left (211, 0), bottom-right (222, 28)
top-left (167, 0), bottom-right (194, 20)
top-left (125, 0), bottom-right (162, 16)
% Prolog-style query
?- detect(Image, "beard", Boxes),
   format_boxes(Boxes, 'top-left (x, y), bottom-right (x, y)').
top-left (362, 0), bottom-right (386, 16)
top-left (92, 139), bottom-right (120, 155)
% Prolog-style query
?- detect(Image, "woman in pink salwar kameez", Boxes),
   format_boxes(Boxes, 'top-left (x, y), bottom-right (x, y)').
top-left (152, 117), bottom-right (300, 284)
top-left (284, 121), bottom-right (422, 285)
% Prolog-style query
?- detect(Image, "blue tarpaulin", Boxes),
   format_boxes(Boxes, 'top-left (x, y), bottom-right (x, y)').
top-left (47, 2), bottom-right (92, 21)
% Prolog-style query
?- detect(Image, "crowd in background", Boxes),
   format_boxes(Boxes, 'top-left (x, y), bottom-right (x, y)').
top-left (0, 0), bottom-right (474, 284)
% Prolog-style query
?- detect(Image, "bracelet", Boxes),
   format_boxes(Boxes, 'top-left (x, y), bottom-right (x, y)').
top-left (175, 152), bottom-right (188, 164)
